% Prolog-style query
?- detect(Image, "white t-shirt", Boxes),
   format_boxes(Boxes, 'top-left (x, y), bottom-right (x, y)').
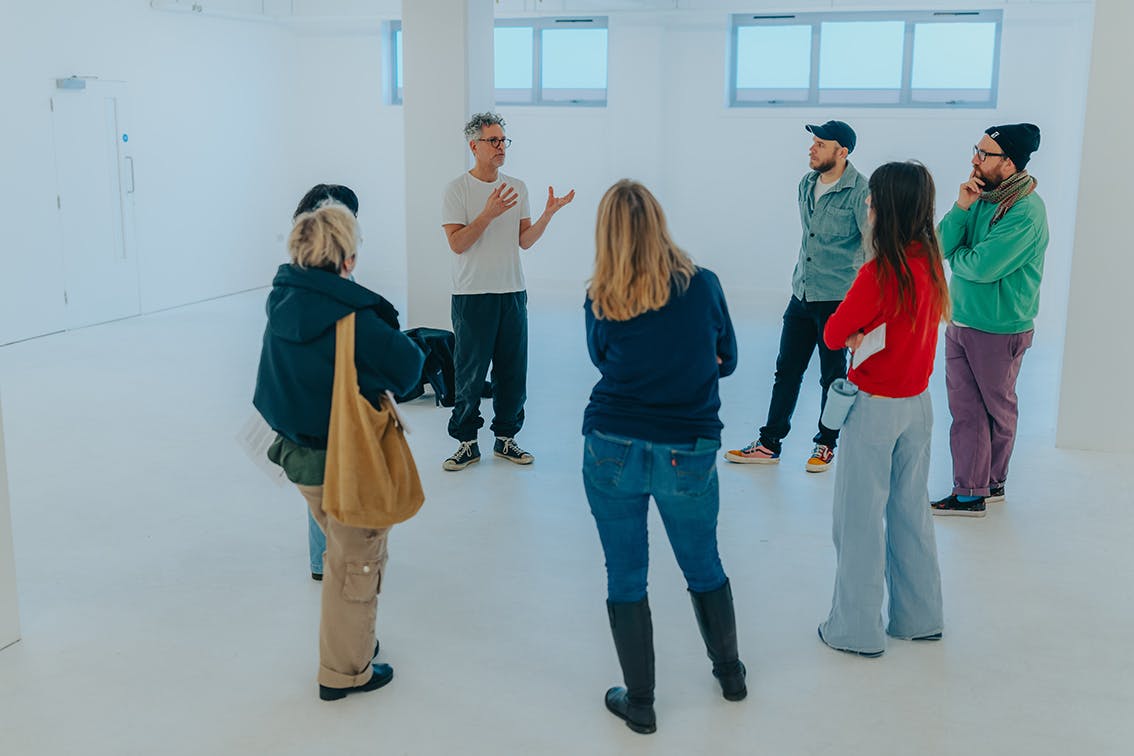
top-left (441, 172), bottom-right (531, 295)
top-left (813, 176), bottom-right (838, 204)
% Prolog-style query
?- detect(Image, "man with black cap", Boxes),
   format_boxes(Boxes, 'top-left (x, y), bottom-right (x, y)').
top-left (931, 123), bottom-right (1048, 518)
top-left (726, 120), bottom-right (869, 472)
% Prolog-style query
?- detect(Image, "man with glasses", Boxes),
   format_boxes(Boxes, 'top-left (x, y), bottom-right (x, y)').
top-left (931, 124), bottom-right (1047, 518)
top-left (440, 112), bottom-right (574, 471)
top-left (726, 120), bottom-right (869, 473)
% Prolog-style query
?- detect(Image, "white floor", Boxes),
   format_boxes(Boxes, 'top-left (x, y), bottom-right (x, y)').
top-left (0, 286), bottom-right (1131, 756)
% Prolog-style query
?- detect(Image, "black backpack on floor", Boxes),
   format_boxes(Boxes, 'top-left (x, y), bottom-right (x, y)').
top-left (396, 327), bottom-right (456, 407)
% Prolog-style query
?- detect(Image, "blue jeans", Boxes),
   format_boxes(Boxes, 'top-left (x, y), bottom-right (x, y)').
top-left (308, 510), bottom-right (325, 575)
top-left (582, 431), bottom-right (728, 603)
top-left (820, 391), bottom-right (944, 654)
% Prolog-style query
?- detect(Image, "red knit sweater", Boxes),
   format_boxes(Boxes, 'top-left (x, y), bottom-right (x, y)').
top-left (823, 243), bottom-right (944, 398)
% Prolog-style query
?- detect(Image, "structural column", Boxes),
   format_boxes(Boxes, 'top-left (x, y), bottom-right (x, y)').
top-left (1057, 0), bottom-right (1132, 452)
top-left (0, 394), bottom-right (20, 651)
top-left (402, 0), bottom-right (495, 329)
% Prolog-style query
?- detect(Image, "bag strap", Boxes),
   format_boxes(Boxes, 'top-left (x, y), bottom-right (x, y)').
top-left (333, 312), bottom-right (360, 393)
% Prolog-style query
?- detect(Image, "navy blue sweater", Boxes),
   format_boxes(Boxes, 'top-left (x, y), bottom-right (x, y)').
top-left (583, 268), bottom-right (737, 443)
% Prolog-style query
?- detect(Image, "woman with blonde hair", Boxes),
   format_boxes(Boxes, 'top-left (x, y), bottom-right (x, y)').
top-left (583, 179), bottom-right (745, 735)
top-left (254, 202), bottom-right (424, 700)
top-left (818, 161), bottom-right (949, 657)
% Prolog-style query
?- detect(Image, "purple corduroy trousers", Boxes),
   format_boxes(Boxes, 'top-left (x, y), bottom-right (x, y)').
top-left (944, 324), bottom-right (1034, 497)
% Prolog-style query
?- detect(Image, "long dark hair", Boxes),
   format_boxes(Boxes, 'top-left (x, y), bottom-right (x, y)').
top-left (867, 161), bottom-right (950, 322)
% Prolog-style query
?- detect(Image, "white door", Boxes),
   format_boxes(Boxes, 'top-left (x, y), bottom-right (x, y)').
top-left (51, 81), bottom-right (140, 329)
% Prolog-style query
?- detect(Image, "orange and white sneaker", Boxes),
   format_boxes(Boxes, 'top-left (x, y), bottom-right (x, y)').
top-left (724, 440), bottom-right (780, 464)
top-left (805, 444), bottom-right (834, 473)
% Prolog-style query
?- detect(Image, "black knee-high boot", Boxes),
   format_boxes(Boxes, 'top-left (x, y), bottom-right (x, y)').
top-left (605, 597), bottom-right (657, 734)
top-left (689, 579), bottom-right (747, 701)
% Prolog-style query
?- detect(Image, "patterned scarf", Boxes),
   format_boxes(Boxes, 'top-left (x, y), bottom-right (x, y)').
top-left (980, 170), bottom-right (1037, 228)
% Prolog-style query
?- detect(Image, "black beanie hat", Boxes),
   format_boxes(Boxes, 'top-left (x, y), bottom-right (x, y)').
top-left (985, 124), bottom-right (1041, 170)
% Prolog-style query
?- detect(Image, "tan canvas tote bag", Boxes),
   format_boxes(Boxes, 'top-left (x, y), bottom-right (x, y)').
top-left (323, 312), bottom-right (424, 528)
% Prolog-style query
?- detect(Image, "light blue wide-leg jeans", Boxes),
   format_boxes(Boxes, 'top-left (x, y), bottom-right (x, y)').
top-left (309, 510), bottom-right (326, 576)
top-left (819, 391), bottom-right (943, 654)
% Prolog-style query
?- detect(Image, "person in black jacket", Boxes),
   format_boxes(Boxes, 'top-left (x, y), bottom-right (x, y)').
top-left (290, 185), bottom-right (362, 583)
top-left (583, 180), bottom-right (746, 735)
top-left (253, 202), bottom-right (424, 701)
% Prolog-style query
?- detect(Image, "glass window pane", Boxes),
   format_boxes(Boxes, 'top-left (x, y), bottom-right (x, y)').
top-left (394, 28), bottom-right (403, 89)
top-left (495, 27), bottom-right (533, 90)
top-left (818, 21), bottom-right (904, 89)
top-left (541, 28), bottom-right (608, 89)
top-left (735, 25), bottom-right (811, 89)
top-left (912, 23), bottom-right (996, 89)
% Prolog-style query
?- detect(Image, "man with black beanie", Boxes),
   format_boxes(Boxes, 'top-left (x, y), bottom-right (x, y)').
top-left (931, 124), bottom-right (1049, 518)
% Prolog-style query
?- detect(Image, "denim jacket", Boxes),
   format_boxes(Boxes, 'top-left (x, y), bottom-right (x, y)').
top-left (790, 162), bottom-right (870, 302)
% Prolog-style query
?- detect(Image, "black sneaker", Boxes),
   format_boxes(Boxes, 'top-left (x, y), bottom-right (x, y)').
top-left (442, 441), bottom-right (480, 471)
top-left (986, 485), bottom-right (1006, 504)
top-left (494, 437), bottom-right (534, 465)
top-left (931, 494), bottom-right (986, 517)
top-left (319, 663), bottom-right (394, 701)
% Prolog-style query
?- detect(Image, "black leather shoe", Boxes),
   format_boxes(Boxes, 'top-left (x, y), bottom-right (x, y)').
top-left (318, 663), bottom-right (394, 701)
top-left (817, 625), bottom-right (883, 658)
top-left (605, 687), bottom-right (656, 734)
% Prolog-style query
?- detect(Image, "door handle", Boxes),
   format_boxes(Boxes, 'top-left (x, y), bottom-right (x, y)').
top-left (125, 156), bottom-right (135, 194)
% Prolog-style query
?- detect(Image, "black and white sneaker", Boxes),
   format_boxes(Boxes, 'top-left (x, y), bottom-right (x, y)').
top-left (930, 494), bottom-right (986, 517)
top-left (986, 485), bottom-right (1006, 504)
top-left (494, 437), bottom-right (534, 465)
top-left (443, 441), bottom-right (480, 471)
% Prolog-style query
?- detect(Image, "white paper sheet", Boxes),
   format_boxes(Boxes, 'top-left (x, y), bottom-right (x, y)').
top-left (851, 323), bottom-right (886, 370)
top-left (237, 412), bottom-right (289, 487)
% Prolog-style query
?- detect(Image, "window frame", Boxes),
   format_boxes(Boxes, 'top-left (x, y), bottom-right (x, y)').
top-left (388, 20), bottom-right (402, 106)
top-left (729, 9), bottom-right (1003, 109)
top-left (495, 16), bottom-right (609, 107)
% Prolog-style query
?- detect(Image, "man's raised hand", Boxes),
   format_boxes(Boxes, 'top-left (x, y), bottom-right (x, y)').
top-left (957, 170), bottom-right (984, 210)
top-left (484, 183), bottom-right (519, 220)
top-left (544, 186), bottom-right (576, 216)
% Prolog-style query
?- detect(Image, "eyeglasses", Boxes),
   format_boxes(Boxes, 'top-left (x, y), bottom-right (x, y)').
top-left (973, 145), bottom-right (1006, 163)
top-left (477, 137), bottom-right (512, 149)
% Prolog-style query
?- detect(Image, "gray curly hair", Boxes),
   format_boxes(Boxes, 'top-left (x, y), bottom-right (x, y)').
top-left (464, 112), bottom-right (506, 141)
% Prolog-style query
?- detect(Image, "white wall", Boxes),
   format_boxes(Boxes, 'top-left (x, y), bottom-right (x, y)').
top-left (0, 393), bottom-right (19, 651)
top-left (289, 29), bottom-right (408, 307)
top-left (0, 0), bottom-right (297, 345)
top-left (499, 4), bottom-right (1094, 346)
top-left (1056, 0), bottom-right (1132, 452)
top-left (402, 0), bottom-right (497, 329)
top-left (1, 1), bottom-right (1094, 344)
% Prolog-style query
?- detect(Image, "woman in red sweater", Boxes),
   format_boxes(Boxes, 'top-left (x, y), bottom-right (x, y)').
top-left (817, 161), bottom-right (949, 657)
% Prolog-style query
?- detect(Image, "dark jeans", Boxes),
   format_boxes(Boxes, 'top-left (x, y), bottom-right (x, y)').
top-left (447, 292), bottom-right (528, 442)
top-left (759, 295), bottom-right (847, 451)
top-left (583, 431), bottom-right (728, 603)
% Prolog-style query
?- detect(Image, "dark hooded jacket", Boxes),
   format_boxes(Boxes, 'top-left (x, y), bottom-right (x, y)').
top-left (253, 264), bottom-right (424, 449)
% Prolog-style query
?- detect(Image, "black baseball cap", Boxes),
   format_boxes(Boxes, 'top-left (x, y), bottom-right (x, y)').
top-left (805, 121), bottom-right (856, 154)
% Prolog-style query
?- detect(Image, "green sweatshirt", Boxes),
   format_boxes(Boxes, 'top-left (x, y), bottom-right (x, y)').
top-left (937, 193), bottom-right (1049, 334)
